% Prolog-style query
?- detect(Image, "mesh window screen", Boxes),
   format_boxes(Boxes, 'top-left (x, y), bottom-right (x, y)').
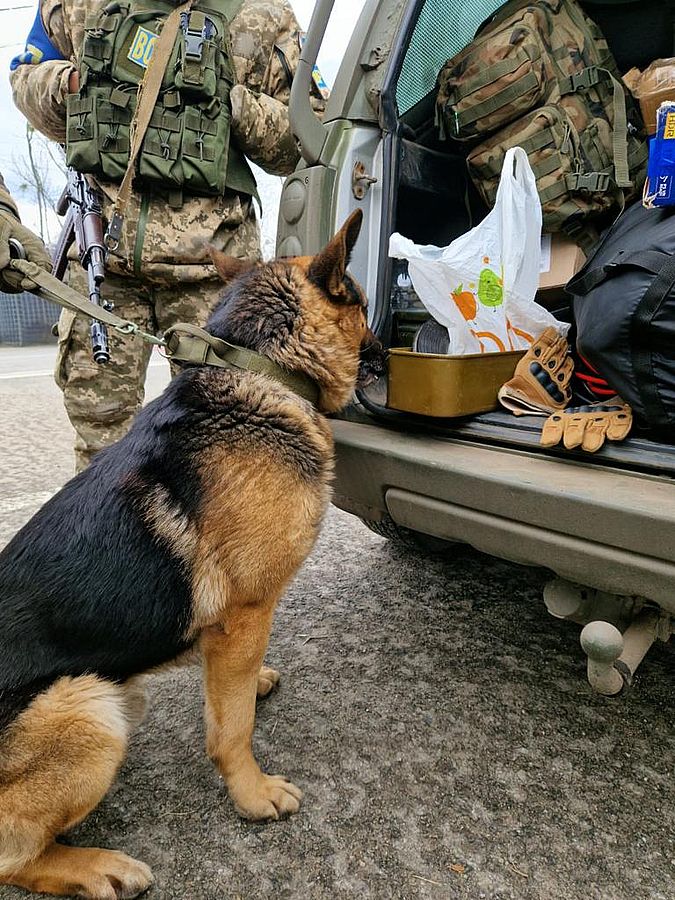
top-left (395, 0), bottom-right (506, 115)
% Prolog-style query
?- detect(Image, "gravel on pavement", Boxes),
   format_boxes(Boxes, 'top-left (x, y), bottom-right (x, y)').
top-left (0, 346), bottom-right (673, 900)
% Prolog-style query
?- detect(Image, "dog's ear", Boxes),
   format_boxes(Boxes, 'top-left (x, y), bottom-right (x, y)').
top-left (208, 247), bottom-right (257, 284)
top-left (308, 209), bottom-right (363, 300)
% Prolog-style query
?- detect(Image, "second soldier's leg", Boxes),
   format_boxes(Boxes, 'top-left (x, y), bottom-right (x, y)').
top-left (152, 199), bottom-right (261, 359)
top-left (55, 265), bottom-right (155, 472)
top-left (153, 278), bottom-right (226, 375)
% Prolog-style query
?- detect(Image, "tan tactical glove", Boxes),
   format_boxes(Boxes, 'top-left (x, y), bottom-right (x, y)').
top-left (0, 189), bottom-right (52, 293)
top-left (541, 397), bottom-right (633, 452)
top-left (498, 327), bottom-right (574, 416)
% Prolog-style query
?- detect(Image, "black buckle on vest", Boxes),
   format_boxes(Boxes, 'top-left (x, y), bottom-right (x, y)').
top-left (182, 13), bottom-right (215, 62)
top-left (184, 28), bottom-right (204, 60)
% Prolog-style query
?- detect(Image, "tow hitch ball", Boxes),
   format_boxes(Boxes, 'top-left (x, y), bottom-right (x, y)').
top-left (544, 579), bottom-right (672, 695)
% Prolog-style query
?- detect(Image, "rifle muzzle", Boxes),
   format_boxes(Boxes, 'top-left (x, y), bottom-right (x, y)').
top-left (90, 320), bottom-right (110, 364)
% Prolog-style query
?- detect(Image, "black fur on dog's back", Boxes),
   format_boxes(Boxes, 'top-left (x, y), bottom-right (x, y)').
top-left (0, 382), bottom-right (197, 709)
top-left (0, 359), bottom-right (328, 728)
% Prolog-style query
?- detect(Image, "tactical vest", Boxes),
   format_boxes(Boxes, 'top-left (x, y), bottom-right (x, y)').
top-left (66, 0), bottom-right (257, 202)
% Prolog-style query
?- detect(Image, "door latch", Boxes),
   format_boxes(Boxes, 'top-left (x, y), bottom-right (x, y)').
top-left (352, 161), bottom-right (378, 199)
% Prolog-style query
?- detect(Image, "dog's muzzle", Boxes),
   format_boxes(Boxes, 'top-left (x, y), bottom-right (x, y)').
top-left (357, 329), bottom-right (387, 390)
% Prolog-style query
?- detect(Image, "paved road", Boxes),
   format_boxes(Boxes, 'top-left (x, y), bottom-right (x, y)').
top-left (0, 345), bottom-right (673, 900)
top-left (0, 344), bottom-right (170, 544)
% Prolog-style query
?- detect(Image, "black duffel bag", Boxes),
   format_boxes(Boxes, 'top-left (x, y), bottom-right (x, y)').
top-left (567, 201), bottom-right (675, 429)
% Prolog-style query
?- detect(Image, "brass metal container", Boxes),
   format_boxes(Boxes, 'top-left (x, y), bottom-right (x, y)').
top-left (387, 347), bottom-right (525, 417)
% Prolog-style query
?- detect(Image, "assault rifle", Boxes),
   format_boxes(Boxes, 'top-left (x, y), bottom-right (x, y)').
top-left (53, 170), bottom-right (112, 364)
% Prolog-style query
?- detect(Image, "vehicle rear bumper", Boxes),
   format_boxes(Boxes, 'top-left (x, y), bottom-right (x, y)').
top-left (331, 419), bottom-right (675, 613)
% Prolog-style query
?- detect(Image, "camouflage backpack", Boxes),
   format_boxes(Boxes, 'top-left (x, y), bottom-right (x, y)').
top-left (435, 0), bottom-right (647, 245)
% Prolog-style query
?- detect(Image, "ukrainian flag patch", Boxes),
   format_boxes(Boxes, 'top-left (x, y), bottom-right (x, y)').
top-left (10, 7), bottom-right (65, 71)
top-left (128, 25), bottom-right (158, 68)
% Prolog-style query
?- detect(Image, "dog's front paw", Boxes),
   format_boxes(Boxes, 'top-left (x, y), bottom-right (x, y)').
top-left (256, 665), bottom-right (280, 699)
top-left (78, 852), bottom-right (154, 900)
top-left (229, 772), bottom-right (303, 821)
top-left (14, 848), bottom-right (155, 900)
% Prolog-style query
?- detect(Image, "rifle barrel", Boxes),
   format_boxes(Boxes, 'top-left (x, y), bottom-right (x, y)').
top-left (61, 170), bottom-right (112, 364)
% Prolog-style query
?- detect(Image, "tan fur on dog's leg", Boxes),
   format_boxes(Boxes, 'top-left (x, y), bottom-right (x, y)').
top-left (257, 666), bottom-right (280, 699)
top-left (0, 675), bottom-right (153, 898)
top-left (202, 615), bottom-right (302, 821)
top-left (6, 845), bottom-right (153, 900)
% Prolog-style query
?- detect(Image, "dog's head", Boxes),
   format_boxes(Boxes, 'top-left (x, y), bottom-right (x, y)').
top-left (207, 210), bottom-right (385, 413)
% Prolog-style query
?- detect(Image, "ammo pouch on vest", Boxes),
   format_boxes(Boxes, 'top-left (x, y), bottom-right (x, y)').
top-left (66, 0), bottom-right (256, 201)
top-left (436, 0), bottom-right (647, 244)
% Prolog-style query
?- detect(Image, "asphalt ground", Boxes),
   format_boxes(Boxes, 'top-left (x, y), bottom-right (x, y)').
top-left (0, 345), bottom-right (673, 900)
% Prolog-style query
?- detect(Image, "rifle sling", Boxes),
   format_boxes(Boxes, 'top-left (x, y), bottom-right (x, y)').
top-left (8, 259), bottom-right (319, 405)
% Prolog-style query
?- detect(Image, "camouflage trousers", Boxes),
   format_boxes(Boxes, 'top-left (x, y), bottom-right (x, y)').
top-left (55, 265), bottom-right (224, 472)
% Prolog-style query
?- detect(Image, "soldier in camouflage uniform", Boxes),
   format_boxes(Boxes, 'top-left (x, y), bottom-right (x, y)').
top-left (11, 0), bottom-right (324, 471)
top-left (0, 174), bottom-right (53, 292)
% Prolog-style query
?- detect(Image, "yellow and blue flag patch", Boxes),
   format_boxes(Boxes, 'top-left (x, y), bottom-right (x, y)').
top-left (298, 32), bottom-right (330, 100)
top-left (10, 7), bottom-right (65, 70)
top-left (127, 25), bottom-right (158, 69)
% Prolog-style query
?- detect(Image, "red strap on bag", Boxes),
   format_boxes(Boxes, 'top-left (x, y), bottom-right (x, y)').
top-left (575, 354), bottom-right (617, 397)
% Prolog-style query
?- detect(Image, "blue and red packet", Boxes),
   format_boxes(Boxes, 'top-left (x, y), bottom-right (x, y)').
top-left (644, 101), bottom-right (675, 207)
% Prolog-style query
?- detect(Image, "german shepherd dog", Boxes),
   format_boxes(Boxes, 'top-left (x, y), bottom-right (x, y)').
top-left (0, 210), bottom-right (382, 898)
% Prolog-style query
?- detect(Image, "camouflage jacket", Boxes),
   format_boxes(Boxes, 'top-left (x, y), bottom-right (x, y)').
top-left (10, 0), bottom-right (323, 280)
top-left (0, 174), bottom-right (19, 218)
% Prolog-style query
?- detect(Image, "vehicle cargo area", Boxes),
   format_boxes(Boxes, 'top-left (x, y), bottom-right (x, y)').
top-left (362, 0), bottom-right (675, 471)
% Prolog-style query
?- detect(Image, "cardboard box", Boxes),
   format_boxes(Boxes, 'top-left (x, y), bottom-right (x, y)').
top-left (538, 234), bottom-right (585, 299)
top-left (629, 59), bottom-right (675, 136)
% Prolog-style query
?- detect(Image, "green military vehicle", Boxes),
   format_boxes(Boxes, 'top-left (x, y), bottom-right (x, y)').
top-left (277, 0), bottom-right (674, 693)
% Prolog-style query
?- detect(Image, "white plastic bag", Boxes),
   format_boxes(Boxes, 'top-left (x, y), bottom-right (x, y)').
top-left (389, 147), bottom-right (568, 355)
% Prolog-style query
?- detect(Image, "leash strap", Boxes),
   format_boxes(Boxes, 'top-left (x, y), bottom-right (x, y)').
top-left (105, 0), bottom-right (195, 249)
top-left (9, 259), bottom-right (319, 404)
top-left (8, 258), bottom-right (164, 344)
top-left (163, 323), bottom-right (320, 404)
